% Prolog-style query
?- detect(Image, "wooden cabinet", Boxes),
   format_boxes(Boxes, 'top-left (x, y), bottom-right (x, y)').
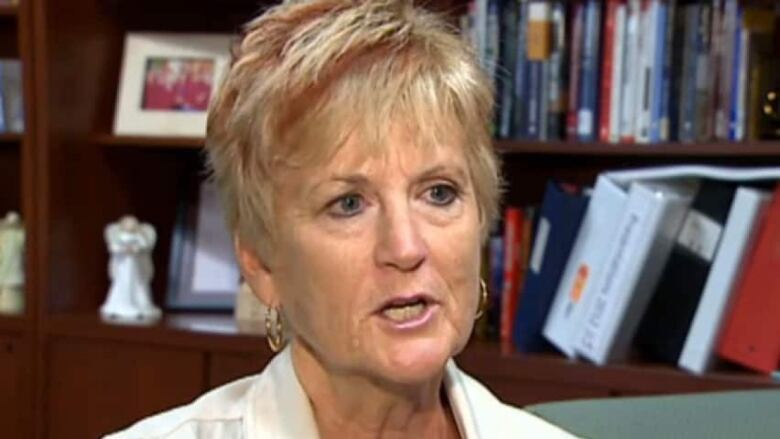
top-left (0, 334), bottom-right (28, 437)
top-left (16, 0), bottom-right (780, 437)
top-left (207, 352), bottom-right (270, 390)
top-left (45, 338), bottom-right (204, 438)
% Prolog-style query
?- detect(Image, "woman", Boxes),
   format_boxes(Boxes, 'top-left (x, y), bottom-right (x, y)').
top-left (108, 0), bottom-right (575, 437)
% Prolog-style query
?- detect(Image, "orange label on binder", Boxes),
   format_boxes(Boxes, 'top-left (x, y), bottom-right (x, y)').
top-left (570, 264), bottom-right (589, 303)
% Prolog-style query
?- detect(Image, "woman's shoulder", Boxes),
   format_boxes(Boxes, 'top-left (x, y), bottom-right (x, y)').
top-left (449, 363), bottom-right (579, 438)
top-left (102, 374), bottom-right (258, 439)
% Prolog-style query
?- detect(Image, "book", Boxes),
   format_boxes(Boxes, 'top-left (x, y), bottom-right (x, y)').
top-left (576, 0), bottom-right (602, 141)
top-left (543, 175), bottom-right (627, 358)
top-left (598, 0), bottom-right (621, 143)
top-left (576, 180), bottom-right (694, 365)
top-left (566, 0), bottom-right (585, 140)
top-left (619, 0), bottom-right (641, 143)
top-left (679, 186), bottom-right (772, 375)
top-left (513, 181), bottom-right (589, 353)
top-left (497, 0), bottom-right (519, 139)
top-left (1, 60), bottom-right (24, 134)
top-left (635, 179), bottom-right (737, 365)
top-left (500, 207), bottom-right (525, 346)
top-left (718, 184), bottom-right (780, 374)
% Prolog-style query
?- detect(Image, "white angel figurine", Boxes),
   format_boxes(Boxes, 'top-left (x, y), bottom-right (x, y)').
top-left (0, 212), bottom-right (25, 315)
top-left (100, 215), bottom-right (161, 323)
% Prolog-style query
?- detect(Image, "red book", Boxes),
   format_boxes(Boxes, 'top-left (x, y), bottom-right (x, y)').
top-left (717, 184), bottom-right (780, 374)
top-left (598, 0), bottom-right (620, 142)
top-left (500, 207), bottom-right (524, 347)
top-left (566, 1), bottom-right (585, 140)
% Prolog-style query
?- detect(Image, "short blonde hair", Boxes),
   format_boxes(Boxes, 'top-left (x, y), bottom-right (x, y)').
top-left (206, 0), bottom-right (500, 259)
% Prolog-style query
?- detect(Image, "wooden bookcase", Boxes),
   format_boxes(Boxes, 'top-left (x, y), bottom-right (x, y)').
top-left (10, 0), bottom-right (780, 437)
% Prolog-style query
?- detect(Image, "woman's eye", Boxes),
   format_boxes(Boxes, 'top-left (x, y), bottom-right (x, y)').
top-left (327, 194), bottom-right (364, 217)
top-left (426, 184), bottom-right (458, 206)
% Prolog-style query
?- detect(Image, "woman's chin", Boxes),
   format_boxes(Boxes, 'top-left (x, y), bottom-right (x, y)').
top-left (375, 335), bottom-right (456, 384)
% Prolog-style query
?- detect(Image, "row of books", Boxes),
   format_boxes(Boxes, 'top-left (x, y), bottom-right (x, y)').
top-left (483, 166), bottom-right (780, 376)
top-left (0, 60), bottom-right (24, 134)
top-left (461, 0), bottom-right (780, 143)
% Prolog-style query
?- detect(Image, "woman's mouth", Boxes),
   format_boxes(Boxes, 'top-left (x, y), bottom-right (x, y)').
top-left (377, 295), bottom-right (438, 328)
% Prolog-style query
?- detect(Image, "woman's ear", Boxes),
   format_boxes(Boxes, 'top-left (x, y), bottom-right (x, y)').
top-left (234, 235), bottom-right (279, 308)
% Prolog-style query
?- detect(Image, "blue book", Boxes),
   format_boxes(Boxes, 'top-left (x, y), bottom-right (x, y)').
top-left (527, 61), bottom-right (543, 139)
top-left (512, 1), bottom-right (529, 138)
top-left (678, 5), bottom-right (699, 142)
top-left (497, 0), bottom-right (519, 139)
top-left (649, 1), bottom-right (667, 143)
top-left (576, 0), bottom-right (601, 142)
top-left (512, 181), bottom-right (590, 353)
top-left (728, 6), bottom-right (743, 141)
top-left (487, 235), bottom-right (505, 338)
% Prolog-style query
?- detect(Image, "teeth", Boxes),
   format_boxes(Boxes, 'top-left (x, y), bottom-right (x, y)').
top-left (382, 302), bottom-right (426, 322)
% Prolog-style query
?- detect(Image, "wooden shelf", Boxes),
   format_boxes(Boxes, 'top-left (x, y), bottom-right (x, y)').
top-left (0, 5), bottom-right (18, 17)
top-left (44, 312), bottom-right (778, 395)
top-left (0, 132), bottom-right (22, 143)
top-left (497, 139), bottom-right (780, 157)
top-left (46, 312), bottom-right (266, 353)
top-left (458, 342), bottom-right (779, 396)
top-left (93, 133), bottom-right (204, 149)
top-left (93, 136), bottom-right (780, 156)
top-left (0, 313), bottom-right (27, 333)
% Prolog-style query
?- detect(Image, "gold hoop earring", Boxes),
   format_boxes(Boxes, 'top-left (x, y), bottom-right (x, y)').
top-left (475, 279), bottom-right (488, 320)
top-left (265, 306), bottom-right (285, 353)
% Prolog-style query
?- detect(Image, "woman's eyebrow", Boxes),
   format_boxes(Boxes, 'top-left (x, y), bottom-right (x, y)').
top-left (310, 173), bottom-right (370, 193)
top-left (416, 164), bottom-right (468, 182)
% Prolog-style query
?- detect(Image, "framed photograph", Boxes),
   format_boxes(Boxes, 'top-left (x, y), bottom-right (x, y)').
top-left (113, 32), bottom-right (233, 137)
top-left (167, 175), bottom-right (241, 310)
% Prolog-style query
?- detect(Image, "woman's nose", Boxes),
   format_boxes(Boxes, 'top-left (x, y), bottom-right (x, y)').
top-left (374, 202), bottom-right (428, 272)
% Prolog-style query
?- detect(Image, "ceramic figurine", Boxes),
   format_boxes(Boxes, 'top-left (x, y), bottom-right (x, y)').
top-left (100, 215), bottom-right (161, 323)
top-left (0, 212), bottom-right (24, 315)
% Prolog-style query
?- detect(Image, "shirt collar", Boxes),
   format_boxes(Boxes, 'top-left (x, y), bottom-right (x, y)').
top-left (246, 347), bottom-right (480, 439)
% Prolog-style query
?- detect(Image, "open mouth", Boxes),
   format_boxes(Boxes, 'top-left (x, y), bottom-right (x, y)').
top-left (378, 295), bottom-right (434, 323)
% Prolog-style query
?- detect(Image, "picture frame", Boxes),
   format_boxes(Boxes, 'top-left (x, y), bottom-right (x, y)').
top-left (166, 174), bottom-right (241, 310)
top-left (113, 32), bottom-right (233, 137)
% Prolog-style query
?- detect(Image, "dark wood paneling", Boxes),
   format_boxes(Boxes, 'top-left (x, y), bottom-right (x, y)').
top-left (0, 335), bottom-right (28, 438)
top-left (208, 352), bottom-right (270, 390)
top-left (46, 338), bottom-right (204, 438)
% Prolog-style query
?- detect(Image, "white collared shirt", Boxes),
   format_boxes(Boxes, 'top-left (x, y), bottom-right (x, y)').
top-left (105, 347), bottom-right (577, 438)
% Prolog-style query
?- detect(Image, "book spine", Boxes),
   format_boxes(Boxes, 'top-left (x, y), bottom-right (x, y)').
top-left (609, 2), bottom-right (627, 143)
top-left (567, 1), bottom-right (585, 140)
top-left (693, 4), bottom-right (712, 142)
top-left (667, 0), bottom-right (686, 142)
top-left (619, 0), bottom-right (641, 143)
top-left (546, 2), bottom-right (567, 140)
top-left (678, 5), bottom-right (699, 143)
top-left (715, 0), bottom-right (737, 140)
top-left (599, 0), bottom-right (619, 143)
top-left (636, 0), bottom-right (656, 144)
top-left (577, 0), bottom-right (602, 142)
top-left (497, 0), bottom-right (519, 139)
top-left (649, 0), bottom-right (667, 143)
top-left (732, 14), bottom-right (749, 141)
top-left (513, 1), bottom-right (530, 138)
top-left (658, 0), bottom-right (675, 142)
top-left (500, 208), bottom-right (524, 346)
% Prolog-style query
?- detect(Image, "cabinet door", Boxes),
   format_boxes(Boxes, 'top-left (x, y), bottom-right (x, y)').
top-left (46, 338), bottom-right (204, 439)
top-left (0, 335), bottom-right (27, 437)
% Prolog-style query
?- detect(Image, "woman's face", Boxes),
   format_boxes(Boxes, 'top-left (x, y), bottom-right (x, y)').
top-left (250, 126), bottom-right (482, 386)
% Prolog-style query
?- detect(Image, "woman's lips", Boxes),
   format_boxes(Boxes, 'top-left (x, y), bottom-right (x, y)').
top-left (375, 293), bottom-right (439, 330)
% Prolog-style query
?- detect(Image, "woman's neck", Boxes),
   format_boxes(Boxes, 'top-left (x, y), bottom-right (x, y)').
top-left (290, 341), bottom-right (461, 439)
